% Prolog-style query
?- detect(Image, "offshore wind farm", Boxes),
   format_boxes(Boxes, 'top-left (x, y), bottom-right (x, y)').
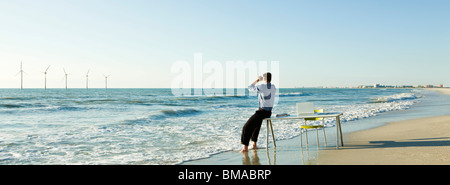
top-left (11, 62), bottom-right (111, 90)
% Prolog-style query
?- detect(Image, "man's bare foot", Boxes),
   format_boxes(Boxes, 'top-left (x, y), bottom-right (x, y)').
top-left (252, 142), bottom-right (257, 149)
top-left (240, 145), bottom-right (249, 153)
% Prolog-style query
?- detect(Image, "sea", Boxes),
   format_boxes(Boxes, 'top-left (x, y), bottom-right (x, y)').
top-left (0, 88), bottom-right (437, 164)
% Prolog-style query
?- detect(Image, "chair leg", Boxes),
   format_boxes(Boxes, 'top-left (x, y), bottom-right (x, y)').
top-left (305, 128), bottom-right (309, 146)
top-left (316, 128), bottom-right (319, 147)
top-left (304, 120), bottom-right (309, 147)
top-left (322, 120), bottom-right (327, 146)
top-left (300, 128), bottom-right (303, 147)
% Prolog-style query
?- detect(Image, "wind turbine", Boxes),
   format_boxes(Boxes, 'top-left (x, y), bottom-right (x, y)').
top-left (43, 65), bottom-right (51, 90)
top-left (104, 74), bottom-right (111, 90)
top-left (15, 61), bottom-right (26, 90)
top-left (85, 69), bottom-right (90, 90)
top-left (63, 68), bottom-right (70, 90)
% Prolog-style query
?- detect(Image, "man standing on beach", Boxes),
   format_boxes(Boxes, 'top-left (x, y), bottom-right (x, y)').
top-left (240, 72), bottom-right (276, 153)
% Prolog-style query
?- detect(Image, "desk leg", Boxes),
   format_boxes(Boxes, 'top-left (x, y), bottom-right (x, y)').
top-left (337, 116), bottom-right (344, 147)
top-left (266, 120), bottom-right (269, 148)
top-left (336, 116), bottom-right (340, 149)
top-left (269, 120), bottom-right (276, 147)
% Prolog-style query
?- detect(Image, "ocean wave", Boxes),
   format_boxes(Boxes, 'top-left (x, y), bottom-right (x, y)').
top-left (0, 103), bottom-right (47, 109)
top-left (150, 108), bottom-right (202, 120)
top-left (0, 104), bottom-right (23, 108)
top-left (0, 97), bottom-right (37, 101)
top-left (159, 108), bottom-right (201, 116)
top-left (84, 99), bottom-right (118, 103)
top-left (371, 93), bottom-right (419, 103)
top-left (54, 106), bottom-right (88, 111)
top-left (124, 100), bottom-right (156, 106)
top-left (339, 101), bottom-right (417, 123)
top-left (212, 104), bottom-right (253, 109)
top-left (30, 105), bottom-right (91, 112)
top-left (278, 92), bottom-right (307, 97)
top-left (123, 108), bottom-right (203, 125)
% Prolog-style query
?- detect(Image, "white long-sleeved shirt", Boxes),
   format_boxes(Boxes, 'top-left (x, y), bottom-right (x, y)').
top-left (248, 83), bottom-right (276, 111)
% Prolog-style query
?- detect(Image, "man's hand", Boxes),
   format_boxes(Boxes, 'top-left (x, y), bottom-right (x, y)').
top-left (253, 76), bottom-right (261, 85)
top-left (257, 76), bottom-right (263, 82)
top-left (251, 76), bottom-right (263, 86)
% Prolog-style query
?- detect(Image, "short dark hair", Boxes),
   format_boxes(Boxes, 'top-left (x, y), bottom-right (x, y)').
top-left (263, 72), bottom-right (272, 83)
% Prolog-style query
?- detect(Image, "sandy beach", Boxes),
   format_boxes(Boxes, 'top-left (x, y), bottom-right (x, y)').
top-left (427, 88), bottom-right (450, 95)
top-left (317, 88), bottom-right (450, 165)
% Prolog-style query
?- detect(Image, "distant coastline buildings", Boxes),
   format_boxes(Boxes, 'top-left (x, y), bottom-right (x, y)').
top-left (357, 84), bottom-right (445, 89)
top-left (295, 84), bottom-right (446, 89)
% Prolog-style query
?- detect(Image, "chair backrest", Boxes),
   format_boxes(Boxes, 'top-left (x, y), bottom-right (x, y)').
top-left (313, 109), bottom-right (325, 121)
top-left (296, 102), bottom-right (314, 115)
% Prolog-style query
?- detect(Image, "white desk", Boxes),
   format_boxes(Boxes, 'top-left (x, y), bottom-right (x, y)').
top-left (263, 112), bottom-right (344, 149)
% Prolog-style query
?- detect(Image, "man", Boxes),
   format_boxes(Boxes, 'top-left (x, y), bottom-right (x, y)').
top-left (240, 72), bottom-right (276, 153)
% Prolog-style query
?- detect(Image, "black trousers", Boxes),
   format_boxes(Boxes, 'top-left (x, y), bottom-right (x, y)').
top-left (241, 109), bottom-right (272, 146)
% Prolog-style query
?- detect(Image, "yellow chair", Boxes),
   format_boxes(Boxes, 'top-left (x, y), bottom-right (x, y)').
top-left (300, 109), bottom-right (327, 147)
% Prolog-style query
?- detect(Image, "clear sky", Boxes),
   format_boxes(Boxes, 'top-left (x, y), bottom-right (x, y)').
top-left (1, 0), bottom-right (449, 88)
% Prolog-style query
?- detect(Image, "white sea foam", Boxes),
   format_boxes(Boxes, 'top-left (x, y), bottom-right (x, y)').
top-left (372, 93), bottom-right (419, 103)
